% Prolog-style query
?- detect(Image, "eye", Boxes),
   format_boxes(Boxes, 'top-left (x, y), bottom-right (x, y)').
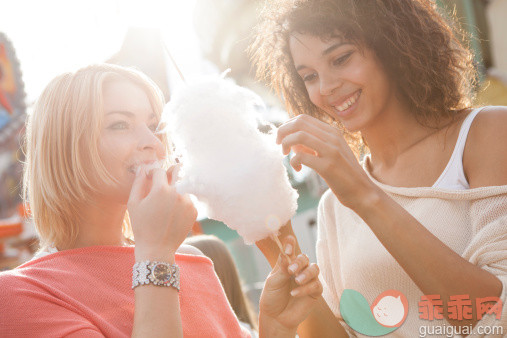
top-left (332, 51), bottom-right (353, 66)
top-left (149, 123), bottom-right (159, 132)
top-left (108, 121), bottom-right (129, 130)
top-left (302, 73), bottom-right (318, 83)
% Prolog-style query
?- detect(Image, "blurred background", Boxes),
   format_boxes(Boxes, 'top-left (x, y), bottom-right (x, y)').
top-left (1, 0), bottom-right (506, 312)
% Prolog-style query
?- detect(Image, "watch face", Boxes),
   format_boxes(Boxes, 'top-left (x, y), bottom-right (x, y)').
top-left (152, 263), bottom-right (171, 283)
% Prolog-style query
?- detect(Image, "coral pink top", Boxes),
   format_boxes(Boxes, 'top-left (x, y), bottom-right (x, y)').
top-left (0, 246), bottom-right (250, 337)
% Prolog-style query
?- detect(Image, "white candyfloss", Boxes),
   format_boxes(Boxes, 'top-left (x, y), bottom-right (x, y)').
top-left (162, 77), bottom-right (298, 244)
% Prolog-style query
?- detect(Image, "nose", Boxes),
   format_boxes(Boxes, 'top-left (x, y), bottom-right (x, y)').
top-left (319, 73), bottom-right (342, 96)
top-left (136, 124), bottom-right (165, 156)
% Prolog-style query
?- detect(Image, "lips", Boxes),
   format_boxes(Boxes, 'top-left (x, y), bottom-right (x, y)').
top-left (332, 90), bottom-right (361, 112)
top-left (127, 160), bottom-right (162, 174)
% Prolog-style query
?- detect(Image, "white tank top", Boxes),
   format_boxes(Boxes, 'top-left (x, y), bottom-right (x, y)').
top-left (432, 107), bottom-right (486, 190)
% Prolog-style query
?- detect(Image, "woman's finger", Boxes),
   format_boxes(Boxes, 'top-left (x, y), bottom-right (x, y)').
top-left (277, 114), bottom-right (338, 145)
top-left (290, 278), bottom-right (323, 299)
top-left (181, 194), bottom-right (198, 224)
top-left (281, 130), bottom-right (334, 157)
top-left (279, 235), bottom-right (298, 268)
top-left (166, 163), bottom-right (181, 185)
top-left (291, 144), bottom-right (318, 156)
top-left (168, 195), bottom-right (196, 237)
top-left (149, 168), bottom-right (170, 192)
top-left (287, 253), bottom-right (310, 276)
top-left (282, 235), bottom-right (297, 259)
top-left (295, 263), bottom-right (320, 285)
top-left (290, 151), bottom-right (326, 173)
top-left (267, 250), bottom-right (290, 285)
top-left (128, 167), bottom-right (148, 205)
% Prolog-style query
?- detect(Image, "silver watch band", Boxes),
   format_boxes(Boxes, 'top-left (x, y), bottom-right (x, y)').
top-left (132, 260), bottom-right (180, 291)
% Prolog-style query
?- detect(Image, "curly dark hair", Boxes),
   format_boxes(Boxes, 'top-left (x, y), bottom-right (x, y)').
top-left (250, 0), bottom-right (476, 153)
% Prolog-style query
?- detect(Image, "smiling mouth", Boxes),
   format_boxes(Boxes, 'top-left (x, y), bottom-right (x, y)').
top-left (333, 90), bottom-right (361, 112)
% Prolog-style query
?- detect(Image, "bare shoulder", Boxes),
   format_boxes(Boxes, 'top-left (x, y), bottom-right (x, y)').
top-left (176, 244), bottom-right (205, 256)
top-left (464, 106), bottom-right (507, 188)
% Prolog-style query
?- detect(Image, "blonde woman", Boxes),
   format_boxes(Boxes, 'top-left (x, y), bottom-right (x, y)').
top-left (0, 64), bottom-right (322, 337)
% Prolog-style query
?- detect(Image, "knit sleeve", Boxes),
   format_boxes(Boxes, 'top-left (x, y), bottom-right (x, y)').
top-left (0, 274), bottom-right (105, 338)
top-left (316, 190), bottom-right (357, 337)
top-left (462, 194), bottom-right (507, 337)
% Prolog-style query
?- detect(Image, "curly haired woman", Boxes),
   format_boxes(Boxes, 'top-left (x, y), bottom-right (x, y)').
top-left (252, 0), bottom-right (507, 336)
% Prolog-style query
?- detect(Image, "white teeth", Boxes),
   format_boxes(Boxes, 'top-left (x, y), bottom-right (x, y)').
top-left (334, 90), bottom-right (360, 112)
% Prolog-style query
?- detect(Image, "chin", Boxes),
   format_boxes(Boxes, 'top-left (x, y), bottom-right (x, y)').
top-left (338, 117), bottom-right (367, 133)
top-left (323, 106), bottom-right (367, 133)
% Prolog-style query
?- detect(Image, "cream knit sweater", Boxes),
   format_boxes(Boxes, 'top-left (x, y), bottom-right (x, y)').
top-left (316, 158), bottom-right (507, 337)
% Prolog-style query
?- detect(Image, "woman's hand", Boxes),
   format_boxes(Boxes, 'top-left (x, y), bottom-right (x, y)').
top-left (276, 114), bottom-right (379, 210)
top-left (259, 236), bottom-right (322, 337)
top-left (128, 165), bottom-right (197, 261)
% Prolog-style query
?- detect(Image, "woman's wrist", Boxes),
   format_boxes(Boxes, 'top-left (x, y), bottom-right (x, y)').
top-left (259, 314), bottom-right (296, 338)
top-left (351, 184), bottom-right (388, 220)
top-left (135, 246), bottom-right (176, 263)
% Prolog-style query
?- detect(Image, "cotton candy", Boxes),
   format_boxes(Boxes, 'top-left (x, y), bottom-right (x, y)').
top-left (162, 77), bottom-right (298, 244)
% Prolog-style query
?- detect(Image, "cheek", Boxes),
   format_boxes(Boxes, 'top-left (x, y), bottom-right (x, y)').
top-left (98, 136), bottom-right (129, 174)
top-left (361, 60), bottom-right (392, 102)
top-left (345, 62), bottom-right (368, 83)
top-left (98, 141), bottom-right (114, 170)
top-left (307, 84), bottom-right (324, 108)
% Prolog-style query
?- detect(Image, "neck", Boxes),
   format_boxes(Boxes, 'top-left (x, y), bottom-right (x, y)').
top-left (60, 198), bottom-right (127, 250)
top-left (361, 101), bottom-right (440, 169)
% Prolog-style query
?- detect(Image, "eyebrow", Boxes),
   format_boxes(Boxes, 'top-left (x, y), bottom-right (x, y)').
top-left (106, 111), bottom-right (156, 119)
top-left (322, 42), bottom-right (347, 56)
top-left (295, 41), bottom-right (349, 72)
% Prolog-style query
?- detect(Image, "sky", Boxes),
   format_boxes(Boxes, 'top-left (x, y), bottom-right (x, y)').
top-left (1, 0), bottom-right (203, 102)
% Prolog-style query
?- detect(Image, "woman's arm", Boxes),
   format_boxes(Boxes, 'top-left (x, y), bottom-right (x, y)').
top-left (128, 166), bottom-right (198, 337)
top-left (257, 225), bottom-right (348, 337)
top-left (356, 189), bottom-right (502, 330)
top-left (276, 112), bottom-right (506, 331)
top-left (258, 235), bottom-right (339, 338)
top-left (132, 253), bottom-right (182, 337)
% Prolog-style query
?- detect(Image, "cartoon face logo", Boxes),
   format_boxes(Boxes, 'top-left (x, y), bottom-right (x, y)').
top-left (371, 290), bottom-right (408, 328)
top-left (340, 289), bottom-right (409, 336)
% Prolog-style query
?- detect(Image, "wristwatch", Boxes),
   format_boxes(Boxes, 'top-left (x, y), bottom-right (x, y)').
top-left (132, 260), bottom-right (180, 291)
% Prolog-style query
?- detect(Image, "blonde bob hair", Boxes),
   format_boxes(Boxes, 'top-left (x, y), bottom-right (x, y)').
top-left (23, 64), bottom-right (170, 252)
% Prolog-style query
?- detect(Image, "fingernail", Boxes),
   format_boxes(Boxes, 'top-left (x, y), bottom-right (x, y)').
top-left (288, 264), bottom-right (298, 274)
top-left (290, 289), bottom-right (300, 296)
top-left (295, 274), bottom-right (305, 284)
top-left (285, 244), bottom-right (293, 255)
top-left (135, 166), bottom-right (141, 176)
